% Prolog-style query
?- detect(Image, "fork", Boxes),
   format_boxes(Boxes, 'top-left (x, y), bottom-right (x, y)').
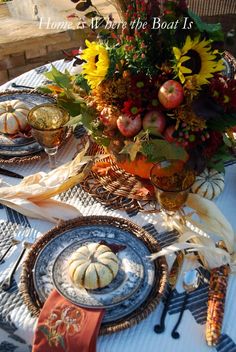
top-left (1, 227), bottom-right (37, 291)
top-left (0, 225), bottom-right (29, 264)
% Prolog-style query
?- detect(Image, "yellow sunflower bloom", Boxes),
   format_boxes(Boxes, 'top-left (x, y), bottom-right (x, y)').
top-left (81, 40), bottom-right (110, 89)
top-left (173, 36), bottom-right (225, 87)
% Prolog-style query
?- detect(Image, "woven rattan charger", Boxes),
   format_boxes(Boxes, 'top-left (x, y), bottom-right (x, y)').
top-left (20, 216), bottom-right (168, 335)
top-left (77, 136), bottom-right (160, 213)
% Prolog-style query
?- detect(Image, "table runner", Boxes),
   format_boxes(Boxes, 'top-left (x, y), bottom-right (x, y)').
top-left (0, 62), bottom-right (236, 352)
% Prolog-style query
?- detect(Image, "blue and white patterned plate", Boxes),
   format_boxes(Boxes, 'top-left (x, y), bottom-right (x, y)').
top-left (52, 238), bottom-right (144, 309)
top-left (33, 224), bottom-right (155, 323)
top-left (0, 91), bottom-right (55, 157)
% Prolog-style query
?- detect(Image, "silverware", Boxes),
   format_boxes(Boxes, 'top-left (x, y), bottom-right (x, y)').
top-left (0, 225), bottom-right (30, 264)
top-left (0, 167), bottom-right (24, 179)
top-left (171, 268), bottom-right (200, 339)
top-left (154, 251), bottom-right (184, 334)
top-left (11, 83), bottom-right (35, 89)
top-left (1, 228), bottom-right (36, 291)
top-left (0, 239), bottom-right (20, 264)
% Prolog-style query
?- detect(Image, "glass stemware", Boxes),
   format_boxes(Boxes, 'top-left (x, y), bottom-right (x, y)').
top-left (27, 104), bottom-right (69, 169)
top-left (150, 160), bottom-right (196, 214)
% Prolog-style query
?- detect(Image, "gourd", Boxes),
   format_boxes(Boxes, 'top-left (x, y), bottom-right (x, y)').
top-left (191, 168), bottom-right (224, 200)
top-left (69, 242), bottom-right (119, 290)
top-left (0, 100), bottom-right (29, 134)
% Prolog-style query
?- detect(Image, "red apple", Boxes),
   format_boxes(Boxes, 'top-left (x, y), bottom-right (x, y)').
top-left (100, 107), bottom-right (117, 129)
top-left (158, 80), bottom-right (184, 109)
top-left (164, 125), bottom-right (177, 143)
top-left (142, 110), bottom-right (166, 136)
top-left (117, 114), bottom-right (142, 137)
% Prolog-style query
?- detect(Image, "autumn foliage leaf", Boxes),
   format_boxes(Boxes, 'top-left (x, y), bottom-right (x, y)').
top-left (92, 161), bottom-right (111, 176)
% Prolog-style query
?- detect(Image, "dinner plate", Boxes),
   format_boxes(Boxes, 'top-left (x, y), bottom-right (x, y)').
top-left (33, 224), bottom-right (155, 323)
top-left (52, 238), bottom-right (144, 309)
top-left (0, 90), bottom-right (55, 158)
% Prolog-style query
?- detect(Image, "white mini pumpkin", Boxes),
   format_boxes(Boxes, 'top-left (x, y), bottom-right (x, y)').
top-left (69, 242), bottom-right (119, 290)
top-left (191, 168), bottom-right (224, 200)
top-left (0, 100), bottom-right (30, 134)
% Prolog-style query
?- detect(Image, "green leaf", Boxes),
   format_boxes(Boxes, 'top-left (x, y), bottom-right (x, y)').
top-left (207, 113), bottom-right (236, 131)
top-left (223, 133), bottom-right (233, 147)
top-left (76, 1), bottom-right (91, 11)
top-left (37, 86), bottom-right (54, 94)
top-left (141, 139), bottom-right (188, 162)
top-left (44, 65), bottom-right (72, 90)
top-left (85, 11), bottom-right (98, 18)
top-left (188, 9), bottom-right (223, 41)
top-left (38, 326), bottom-right (50, 337)
top-left (74, 74), bottom-right (91, 94)
top-left (58, 335), bottom-right (66, 350)
top-left (207, 144), bottom-right (234, 172)
top-left (58, 100), bottom-right (83, 117)
top-left (65, 114), bottom-right (82, 129)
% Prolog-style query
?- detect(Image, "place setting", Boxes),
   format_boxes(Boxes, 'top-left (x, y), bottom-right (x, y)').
top-left (0, 91), bottom-right (72, 167)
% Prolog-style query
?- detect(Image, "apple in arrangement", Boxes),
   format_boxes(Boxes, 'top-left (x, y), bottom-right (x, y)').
top-left (164, 125), bottom-right (177, 143)
top-left (158, 80), bottom-right (184, 109)
top-left (100, 107), bottom-right (117, 129)
top-left (142, 110), bottom-right (166, 135)
top-left (117, 114), bottom-right (142, 137)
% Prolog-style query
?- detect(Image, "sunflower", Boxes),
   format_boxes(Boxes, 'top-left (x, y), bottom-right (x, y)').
top-left (81, 40), bottom-right (110, 89)
top-left (173, 36), bottom-right (225, 87)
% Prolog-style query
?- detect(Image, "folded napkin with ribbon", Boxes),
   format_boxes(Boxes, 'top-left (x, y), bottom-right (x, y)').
top-left (0, 142), bottom-right (94, 223)
top-left (33, 290), bottom-right (104, 352)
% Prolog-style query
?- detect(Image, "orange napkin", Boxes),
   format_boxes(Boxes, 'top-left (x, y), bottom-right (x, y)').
top-left (33, 290), bottom-right (105, 352)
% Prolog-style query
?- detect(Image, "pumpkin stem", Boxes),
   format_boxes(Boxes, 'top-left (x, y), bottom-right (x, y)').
top-left (5, 104), bottom-right (15, 113)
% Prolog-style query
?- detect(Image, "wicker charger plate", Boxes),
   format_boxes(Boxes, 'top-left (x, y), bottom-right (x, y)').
top-left (75, 137), bottom-right (160, 213)
top-left (20, 216), bottom-right (168, 335)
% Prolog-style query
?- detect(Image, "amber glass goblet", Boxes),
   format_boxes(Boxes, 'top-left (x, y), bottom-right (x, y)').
top-left (150, 160), bottom-right (196, 214)
top-left (27, 104), bottom-right (69, 169)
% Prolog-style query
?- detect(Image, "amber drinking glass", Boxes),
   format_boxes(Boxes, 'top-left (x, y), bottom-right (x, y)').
top-left (150, 160), bottom-right (196, 213)
top-left (27, 104), bottom-right (69, 169)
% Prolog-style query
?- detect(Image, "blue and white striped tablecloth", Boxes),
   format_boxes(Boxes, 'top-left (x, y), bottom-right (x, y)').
top-left (0, 61), bottom-right (236, 352)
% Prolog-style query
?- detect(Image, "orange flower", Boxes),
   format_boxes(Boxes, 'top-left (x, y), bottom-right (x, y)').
top-left (47, 85), bottom-right (64, 94)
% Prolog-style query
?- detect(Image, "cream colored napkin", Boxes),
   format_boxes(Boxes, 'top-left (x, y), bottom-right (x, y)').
top-left (0, 143), bottom-right (93, 223)
top-left (150, 193), bottom-right (236, 270)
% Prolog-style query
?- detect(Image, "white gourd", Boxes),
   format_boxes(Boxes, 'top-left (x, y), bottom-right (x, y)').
top-left (0, 100), bottom-right (29, 134)
top-left (69, 242), bottom-right (119, 290)
top-left (191, 168), bottom-right (224, 200)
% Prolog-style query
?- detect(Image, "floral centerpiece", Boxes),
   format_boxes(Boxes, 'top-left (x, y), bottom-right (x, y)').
top-left (41, 0), bottom-right (236, 178)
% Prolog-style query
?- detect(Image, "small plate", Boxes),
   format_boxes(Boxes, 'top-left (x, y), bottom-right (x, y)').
top-left (33, 224), bottom-right (155, 323)
top-left (0, 90), bottom-right (55, 158)
top-left (52, 239), bottom-right (144, 309)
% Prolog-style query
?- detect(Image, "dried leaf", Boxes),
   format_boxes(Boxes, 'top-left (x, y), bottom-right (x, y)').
top-left (92, 161), bottom-right (111, 176)
top-left (134, 187), bottom-right (150, 197)
top-left (99, 240), bottom-right (126, 253)
top-left (120, 140), bottom-right (142, 161)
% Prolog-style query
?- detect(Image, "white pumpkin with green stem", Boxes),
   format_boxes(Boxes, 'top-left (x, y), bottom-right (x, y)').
top-left (69, 242), bottom-right (119, 290)
top-left (191, 168), bottom-right (224, 200)
top-left (0, 100), bottom-right (29, 134)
